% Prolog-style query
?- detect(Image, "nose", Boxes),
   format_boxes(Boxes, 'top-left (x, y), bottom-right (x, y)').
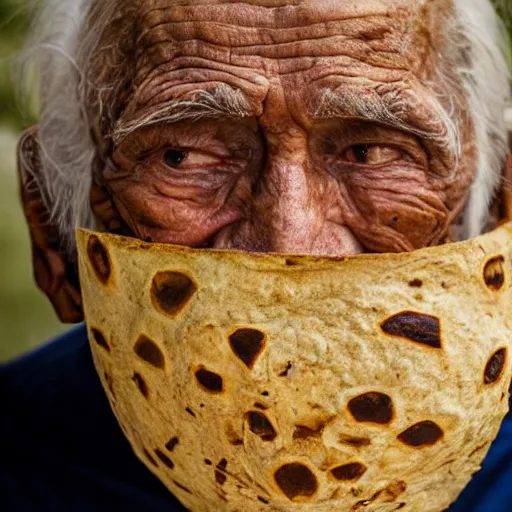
top-left (216, 157), bottom-right (364, 256)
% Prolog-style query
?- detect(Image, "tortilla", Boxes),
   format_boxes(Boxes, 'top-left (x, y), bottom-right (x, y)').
top-left (76, 223), bottom-right (512, 511)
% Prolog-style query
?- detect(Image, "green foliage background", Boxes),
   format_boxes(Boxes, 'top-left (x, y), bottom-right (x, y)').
top-left (0, 0), bottom-right (63, 362)
top-left (0, 0), bottom-right (511, 361)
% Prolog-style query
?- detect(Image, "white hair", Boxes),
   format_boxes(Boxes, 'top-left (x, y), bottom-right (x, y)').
top-left (19, 0), bottom-right (512, 251)
top-left (453, 0), bottom-right (511, 237)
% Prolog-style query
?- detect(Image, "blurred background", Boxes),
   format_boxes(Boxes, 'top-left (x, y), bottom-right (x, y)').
top-left (0, 0), bottom-right (64, 362)
top-left (0, 0), bottom-right (511, 362)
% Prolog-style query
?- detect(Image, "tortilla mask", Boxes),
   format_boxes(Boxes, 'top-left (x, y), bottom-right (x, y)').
top-left (76, 223), bottom-right (512, 512)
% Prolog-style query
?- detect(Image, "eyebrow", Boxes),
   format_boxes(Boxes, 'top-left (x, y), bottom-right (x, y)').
top-left (312, 87), bottom-right (460, 160)
top-left (112, 86), bottom-right (254, 145)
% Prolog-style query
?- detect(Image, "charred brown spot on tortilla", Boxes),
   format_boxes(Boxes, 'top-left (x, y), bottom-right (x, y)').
top-left (143, 448), bottom-right (158, 467)
top-left (228, 328), bottom-right (266, 368)
top-left (87, 235), bottom-right (112, 284)
top-left (194, 367), bottom-right (224, 393)
top-left (155, 449), bottom-right (174, 469)
top-left (172, 480), bottom-right (192, 494)
top-left (293, 424), bottom-right (324, 440)
top-left (469, 443), bottom-right (489, 458)
top-left (339, 434), bottom-right (371, 447)
top-left (246, 411), bottom-right (277, 441)
top-left (103, 371), bottom-right (115, 398)
top-left (379, 481), bottom-right (407, 501)
top-left (409, 279), bottom-right (423, 288)
top-left (352, 481), bottom-right (406, 510)
top-left (165, 437), bottom-right (179, 452)
top-left (185, 407), bottom-right (196, 417)
top-left (151, 271), bottom-right (197, 317)
top-left (91, 328), bottom-right (110, 352)
top-left (225, 421), bottom-right (243, 446)
top-left (381, 312), bottom-right (441, 349)
top-left (132, 372), bottom-right (149, 398)
top-left (279, 362), bottom-right (294, 377)
top-left (330, 462), bottom-right (367, 481)
top-left (398, 421), bottom-right (444, 447)
top-left (215, 458), bottom-right (228, 485)
top-left (348, 392), bottom-right (394, 424)
top-left (134, 335), bottom-right (165, 369)
top-left (274, 463), bottom-right (318, 501)
top-left (484, 256), bottom-right (506, 291)
top-left (204, 458), bottom-right (213, 466)
top-left (484, 348), bottom-right (507, 384)
top-left (258, 496), bottom-right (270, 504)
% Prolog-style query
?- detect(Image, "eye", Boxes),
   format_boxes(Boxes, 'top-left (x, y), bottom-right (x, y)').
top-left (343, 144), bottom-right (403, 165)
top-left (161, 148), bottom-right (225, 169)
top-left (163, 149), bottom-right (189, 168)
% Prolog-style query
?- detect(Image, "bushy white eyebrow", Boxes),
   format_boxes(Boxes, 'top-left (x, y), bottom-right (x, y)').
top-left (313, 86), bottom-right (461, 163)
top-left (112, 86), bottom-right (253, 146)
top-left (18, 0), bottom-right (511, 251)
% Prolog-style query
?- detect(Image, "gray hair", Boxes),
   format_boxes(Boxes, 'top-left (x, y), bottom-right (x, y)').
top-left (19, 0), bottom-right (512, 252)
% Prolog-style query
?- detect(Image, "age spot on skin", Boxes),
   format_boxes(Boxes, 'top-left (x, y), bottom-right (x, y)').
top-left (151, 271), bottom-right (197, 317)
top-left (484, 348), bottom-right (507, 384)
top-left (348, 392), bottom-right (394, 424)
top-left (134, 335), bottom-right (165, 369)
top-left (87, 235), bottom-right (112, 284)
top-left (330, 462), bottom-right (367, 481)
top-left (195, 367), bottom-right (224, 393)
top-left (484, 256), bottom-right (505, 291)
top-left (398, 421), bottom-right (444, 447)
top-left (91, 328), bottom-right (110, 352)
top-left (381, 311), bottom-right (442, 349)
top-left (228, 328), bottom-right (266, 369)
top-left (246, 411), bottom-right (277, 441)
top-left (274, 463), bottom-right (318, 501)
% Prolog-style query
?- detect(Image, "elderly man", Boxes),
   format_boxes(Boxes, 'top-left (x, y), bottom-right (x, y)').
top-left (1, 0), bottom-right (511, 510)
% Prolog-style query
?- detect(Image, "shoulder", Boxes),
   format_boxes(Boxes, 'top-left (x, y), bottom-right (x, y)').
top-left (0, 326), bottom-right (184, 512)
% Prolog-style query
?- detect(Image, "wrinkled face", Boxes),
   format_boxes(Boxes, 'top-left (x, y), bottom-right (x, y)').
top-left (94, 0), bottom-right (476, 256)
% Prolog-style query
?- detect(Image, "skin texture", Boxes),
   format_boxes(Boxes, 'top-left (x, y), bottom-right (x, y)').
top-left (19, 0), bottom-right (483, 321)
top-left (91, 0), bottom-right (476, 256)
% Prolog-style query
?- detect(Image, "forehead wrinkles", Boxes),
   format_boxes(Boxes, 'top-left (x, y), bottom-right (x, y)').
top-left (136, 0), bottom-right (432, 28)
top-left (132, 0), bottom-right (441, 84)
top-left (116, 0), bottom-right (457, 136)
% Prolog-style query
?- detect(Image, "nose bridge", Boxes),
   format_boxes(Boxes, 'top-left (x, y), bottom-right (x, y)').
top-left (254, 148), bottom-right (321, 253)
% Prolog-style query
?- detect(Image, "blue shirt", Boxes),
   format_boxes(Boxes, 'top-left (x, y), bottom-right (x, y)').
top-left (1, 326), bottom-right (511, 511)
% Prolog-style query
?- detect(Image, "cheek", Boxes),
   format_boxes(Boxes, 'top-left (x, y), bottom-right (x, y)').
top-left (342, 169), bottom-right (450, 250)
top-left (107, 174), bottom-right (253, 245)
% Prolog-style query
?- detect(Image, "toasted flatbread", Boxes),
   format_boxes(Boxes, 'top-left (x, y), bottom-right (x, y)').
top-left (77, 224), bottom-right (512, 511)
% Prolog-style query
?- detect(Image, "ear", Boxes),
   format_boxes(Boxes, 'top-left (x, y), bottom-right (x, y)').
top-left (17, 126), bottom-right (84, 323)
